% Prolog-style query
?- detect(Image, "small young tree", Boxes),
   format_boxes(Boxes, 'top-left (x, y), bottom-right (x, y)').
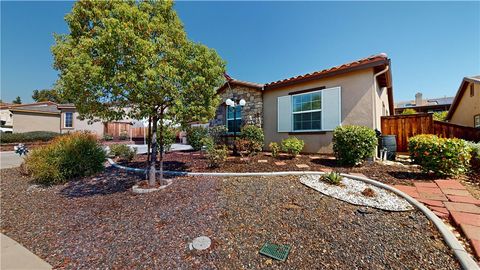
top-left (12, 96), bottom-right (22, 104)
top-left (52, 1), bottom-right (225, 186)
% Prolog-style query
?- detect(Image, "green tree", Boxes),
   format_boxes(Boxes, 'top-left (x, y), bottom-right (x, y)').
top-left (52, 0), bottom-right (225, 186)
top-left (401, 108), bottom-right (417, 115)
top-left (433, 111), bottom-right (448, 121)
top-left (32, 81), bottom-right (71, 103)
top-left (12, 96), bottom-right (22, 104)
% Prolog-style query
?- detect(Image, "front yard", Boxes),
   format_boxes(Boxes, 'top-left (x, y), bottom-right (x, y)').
top-left (1, 167), bottom-right (459, 269)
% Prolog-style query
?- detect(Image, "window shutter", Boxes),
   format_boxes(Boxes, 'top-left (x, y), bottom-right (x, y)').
top-left (277, 95), bottom-right (292, 132)
top-left (322, 87), bottom-right (341, 130)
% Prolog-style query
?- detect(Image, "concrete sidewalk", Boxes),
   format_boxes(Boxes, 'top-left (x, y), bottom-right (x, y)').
top-left (1, 234), bottom-right (52, 269)
top-left (0, 152), bottom-right (24, 169)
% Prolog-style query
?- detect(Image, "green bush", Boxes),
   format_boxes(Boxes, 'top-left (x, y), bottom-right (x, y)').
top-left (409, 135), bottom-right (471, 176)
top-left (109, 144), bottom-right (136, 161)
top-left (240, 125), bottom-right (264, 147)
top-left (208, 125), bottom-right (227, 145)
top-left (24, 132), bottom-right (106, 185)
top-left (269, 142), bottom-right (280, 158)
top-left (187, 126), bottom-right (209, 151)
top-left (103, 134), bottom-right (114, 141)
top-left (321, 171), bottom-right (342, 185)
top-left (234, 139), bottom-right (261, 157)
top-left (333, 126), bottom-right (377, 166)
top-left (157, 127), bottom-right (176, 152)
top-left (205, 146), bottom-right (228, 168)
top-left (0, 131), bottom-right (61, 143)
top-left (281, 137), bottom-right (304, 157)
top-left (118, 131), bottom-right (129, 141)
top-left (466, 141), bottom-right (480, 172)
top-left (433, 111), bottom-right (448, 121)
top-left (401, 108), bottom-right (417, 115)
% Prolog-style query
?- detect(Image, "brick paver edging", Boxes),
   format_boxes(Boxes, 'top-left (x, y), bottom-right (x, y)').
top-left (107, 158), bottom-right (479, 269)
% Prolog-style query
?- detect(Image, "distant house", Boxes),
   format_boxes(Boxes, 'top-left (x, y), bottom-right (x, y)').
top-left (446, 76), bottom-right (480, 128)
top-left (395, 92), bottom-right (453, 115)
top-left (9, 102), bottom-right (104, 136)
top-left (0, 101), bottom-right (56, 127)
top-left (212, 53), bottom-right (394, 153)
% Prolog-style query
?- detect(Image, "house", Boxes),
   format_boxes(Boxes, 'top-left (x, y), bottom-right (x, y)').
top-left (212, 53), bottom-right (394, 153)
top-left (395, 92), bottom-right (453, 114)
top-left (9, 102), bottom-right (104, 136)
top-left (446, 76), bottom-right (480, 128)
top-left (0, 101), bottom-right (56, 128)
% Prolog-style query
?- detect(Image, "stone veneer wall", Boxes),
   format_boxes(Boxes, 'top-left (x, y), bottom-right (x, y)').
top-left (210, 85), bottom-right (263, 128)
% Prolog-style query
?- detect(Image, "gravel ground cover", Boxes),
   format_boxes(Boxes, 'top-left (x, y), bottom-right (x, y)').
top-left (120, 151), bottom-right (479, 186)
top-left (300, 175), bottom-right (414, 211)
top-left (1, 168), bottom-right (460, 269)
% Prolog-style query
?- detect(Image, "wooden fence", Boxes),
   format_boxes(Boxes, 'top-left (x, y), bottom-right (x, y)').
top-left (104, 122), bottom-right (145, 140)
top-left (381, 113), bottom-right (480, 152)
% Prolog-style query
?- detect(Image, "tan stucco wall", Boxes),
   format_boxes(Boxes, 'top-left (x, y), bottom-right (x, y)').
top-left (60, 110), bottom-right (104, 137)
top-left (450, 82), bottom-right (480, 127)
top-left (263, 68), bottom-right (377, 153)
top-left (12, 112), bottom-right (60, 133)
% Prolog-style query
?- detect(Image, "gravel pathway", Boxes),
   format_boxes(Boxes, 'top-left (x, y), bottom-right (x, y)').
top-left (1, 168), bottom-right (459, 269)
top-left (300, 175), bottom-right (414, 211)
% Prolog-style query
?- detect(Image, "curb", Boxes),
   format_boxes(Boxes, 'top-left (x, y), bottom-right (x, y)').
top-left (107, 158), bottom-right (479, 269)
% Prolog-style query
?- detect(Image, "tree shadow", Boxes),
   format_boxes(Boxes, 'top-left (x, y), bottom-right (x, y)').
top-left (59, 167), bottom-right (179, 198)
top-left (387, 171), bottom-right (441, 181)
top-left (310, 158), bottom-right (343, 168)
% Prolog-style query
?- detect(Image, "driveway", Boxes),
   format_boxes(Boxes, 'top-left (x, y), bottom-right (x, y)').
top-left (0, 151), bottom-right (24, 169)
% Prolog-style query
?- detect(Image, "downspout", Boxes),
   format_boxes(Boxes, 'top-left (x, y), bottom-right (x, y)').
top-left (372, 65), bottom-right (389, 130)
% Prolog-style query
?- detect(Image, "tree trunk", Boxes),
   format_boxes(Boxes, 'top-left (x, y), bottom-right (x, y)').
top-left (148, 115), bottom-right (158, 186)
top-left (147, 116), bottom-right (152, 163)
top-left (159, 112), bottom-right (165, 184)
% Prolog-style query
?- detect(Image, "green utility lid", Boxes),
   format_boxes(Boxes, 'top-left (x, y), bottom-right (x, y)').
top-left (259, 242), bottom-right (291, 261)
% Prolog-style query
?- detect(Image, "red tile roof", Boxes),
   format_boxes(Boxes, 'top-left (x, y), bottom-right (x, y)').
top-left (264, 53), bottom-right (390, 89)
top-left (217, 78), bottom-right (264, 93)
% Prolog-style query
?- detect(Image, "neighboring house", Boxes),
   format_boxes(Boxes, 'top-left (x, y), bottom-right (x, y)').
top-left (212, 53), bottom-right (394, 153)
top-left (446, 76), bottom-right (480, 128)
top-left (395, 92), bottom-right (453, 114)
top-left (0, 101), bottom-right (56, 127)
top-left (9, 102), bottom-right (104, 136)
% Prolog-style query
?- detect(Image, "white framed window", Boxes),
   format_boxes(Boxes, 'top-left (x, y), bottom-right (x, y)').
top-left (64, 112), bottom-right (73, 128)
top-left (226, 105), bottom-right (242, 133)
top-left (475, 114), bottom-right (480, 128)
top-left (292, 91), bottom-right (322, 131)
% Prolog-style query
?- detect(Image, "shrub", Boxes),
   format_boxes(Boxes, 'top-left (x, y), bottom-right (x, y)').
top-left (208, 125), bottom-right (227, 145)
top-left (205, 145), bottom-right (228, 168)
top-left (269, 142), bottom-right (280, 158)
top-left (401, 108), bottom-right (417, 115)
top-left (234, 139), bottom-right (261, 157)
top-left (24, 132), bottom-right (106, 185)
top-left (103, 134), bottom-right (113, 141)
top-left (0, 131), bottom-right (60, 143)
top-left (321, 171), bottom-right (342, 185)
top-left (187, 126), bottom-right (209, 151)
top-left (433, 111), bottom-right (448, 121)
top-left (240, 125), bottom-right (264, 147)
top-left (281, 137), bottom-right (304, 157)
top-left (109, 144), bottom-right (136, 161)
top-left (467, 141), bottom-right (480, 172)
top-left (118, 131), bottom-right (129, 141)
top-left (409, 135), bottom-right (471, 177)
top-left (333, 126), bottom-right (377, 166)
top-left (157, 127), bottom-right (176, 152)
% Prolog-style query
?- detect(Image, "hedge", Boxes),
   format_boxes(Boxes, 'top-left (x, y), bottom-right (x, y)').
top-left (0, 131), bottom-right (61, 144)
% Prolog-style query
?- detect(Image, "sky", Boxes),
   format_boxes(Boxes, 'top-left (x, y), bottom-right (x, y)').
top-left (1, 1), bottom-right (479, 104)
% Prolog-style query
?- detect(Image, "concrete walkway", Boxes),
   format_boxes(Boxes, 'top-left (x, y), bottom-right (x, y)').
top-left (0, 152), bottom-right (24, 169)
top-left (1, 234), bottom-right (51, 270)
top-left (394, 180), bottom-right (480, 258)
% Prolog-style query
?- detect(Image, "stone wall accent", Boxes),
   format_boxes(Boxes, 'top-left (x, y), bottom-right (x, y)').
top-left (210, 85), bottom-right (263, 128)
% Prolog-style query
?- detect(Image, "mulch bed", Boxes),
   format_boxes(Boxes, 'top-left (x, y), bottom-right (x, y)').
top-left (1, 168), bottom-right (460, 269)
top-left (119, 151), bottom-right (480, 186)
